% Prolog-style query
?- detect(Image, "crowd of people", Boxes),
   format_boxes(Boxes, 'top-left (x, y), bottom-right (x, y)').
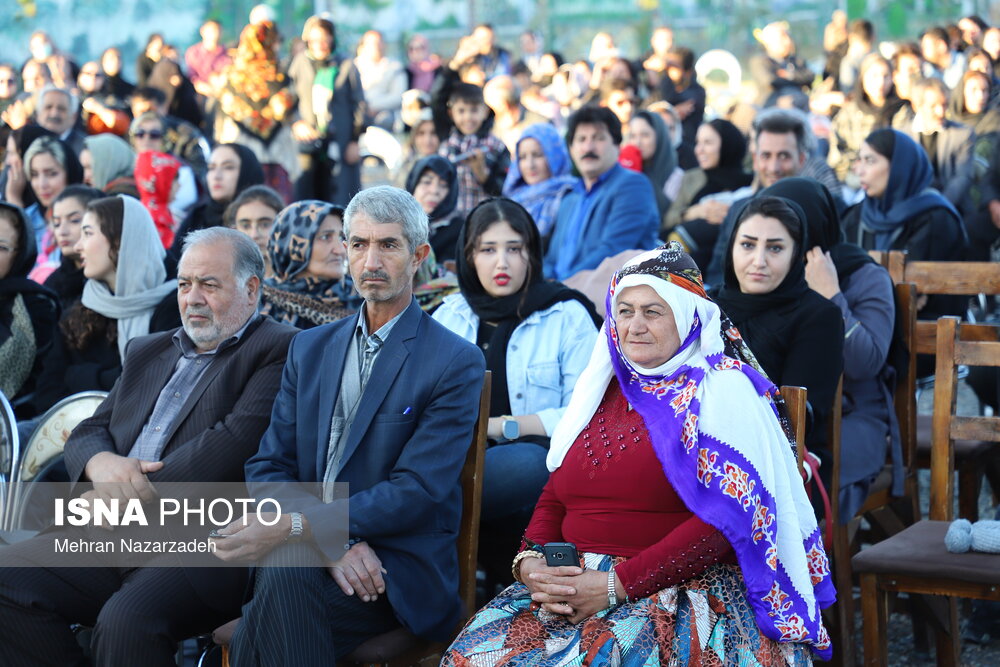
top-left (0, 5), bottom-right (998, 665)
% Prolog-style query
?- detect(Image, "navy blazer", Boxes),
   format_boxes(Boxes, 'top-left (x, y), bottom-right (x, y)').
top-left (245, 298), bottom-right (485, 641)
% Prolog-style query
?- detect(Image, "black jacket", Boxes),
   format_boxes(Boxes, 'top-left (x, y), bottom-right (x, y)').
top-left (31, 292), bottom-right (181, 414)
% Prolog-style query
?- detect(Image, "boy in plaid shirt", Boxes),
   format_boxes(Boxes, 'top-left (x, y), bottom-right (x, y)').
top-left (439, 83), bottom-right (511, 218)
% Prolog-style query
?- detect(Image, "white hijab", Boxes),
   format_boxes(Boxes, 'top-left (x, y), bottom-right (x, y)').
top-left (545, 249), bottom-right (833, 655)
top-left (82, 195), bottom-right (178, 359)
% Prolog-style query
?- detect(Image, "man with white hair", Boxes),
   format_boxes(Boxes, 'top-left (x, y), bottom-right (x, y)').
top-left (0, 226), bottom-right (297, 666)
top-left (36, 84), bottom-right (85, 154)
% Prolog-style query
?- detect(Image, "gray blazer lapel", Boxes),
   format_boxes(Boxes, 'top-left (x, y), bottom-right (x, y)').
top-left (315, 316), bottom-right (357, 478)
top-left (336, 300), bottom-right (420, 474)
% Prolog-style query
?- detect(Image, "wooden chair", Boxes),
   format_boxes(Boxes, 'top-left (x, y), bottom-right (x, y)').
top-left (870, 251), bottom-right (1000, 518)
top-left (780, 385), bottom-right (807, 470)
top-left (7, 391), bottom-right (108, 530)
top-left (213, 372), bottom-right (492, 667)
top-left (782, 384), bottom-right (865, 665)
top-left (852, 317), bottom-right (1000, 666)
top-left (819, 377), bottom-right (857, 667)
top-left (858, 282), bottom-right (921, 537)
top-left (819, 283), bottom-right (924, 665)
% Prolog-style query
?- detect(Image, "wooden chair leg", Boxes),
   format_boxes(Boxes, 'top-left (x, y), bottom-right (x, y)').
top-left (221, 645), bottom-right (229, 667)
top-left (830, 522), bottom-right (856, 666)
top-left (860, 573), bottom-right (888, 666)
top-left (983, 455), bottom-right (1000, 506)
top-left (957, 466), bottom-right (982, 520)
top-left (932, 597), bottom-right (960, 667)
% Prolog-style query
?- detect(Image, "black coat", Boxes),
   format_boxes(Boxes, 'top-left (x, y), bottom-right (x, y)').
top-left (713, 287), bottom-right (845, 451)
top-left (0, 287), bottom-right (58, 410)
top-left (43, 260), bottom-right (85, 311)
top-left (841, 202), bottom-right (967, 323)
top-left (31, 292), bottom-right (181, 414)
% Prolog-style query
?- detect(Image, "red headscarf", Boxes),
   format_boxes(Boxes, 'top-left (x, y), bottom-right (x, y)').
top-left (134, 151), bottom-right (182, 248)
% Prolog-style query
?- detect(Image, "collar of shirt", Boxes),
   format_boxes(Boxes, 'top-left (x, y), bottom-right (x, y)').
top-left (355, 301), bottom-right (407, 351)
top-left (172, 312), bottom-right (259, 359)
top-left (575, 162), bottom-right (619, 195)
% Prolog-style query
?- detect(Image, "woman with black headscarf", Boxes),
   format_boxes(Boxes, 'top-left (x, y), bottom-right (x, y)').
top-left (711, 195), bottom-right (844, 457)
top-left (769, 177), bottom-right (903, 520)
top-left (147, 55), bottom-right (203, 129)
top-left (828, 54), bottom-right (903, 183)
top-left (949, 69), bottom-right (1000, 259)
top-left (405, 155), bottom-right (461, 263)
top-left (626, 110), bottom-right (677, 221)
top-left (0, 202), bottom-right (58, 408)
top-left (663, 118), bottom-right (752, 269)
top-left (948, 69), bottom-right (1000, 136)
top-left (171, 143), bottom-right (265, 256)
top-left (433, 198), bottom-right (600, 583)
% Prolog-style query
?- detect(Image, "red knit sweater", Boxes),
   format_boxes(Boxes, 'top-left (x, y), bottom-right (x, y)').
top-left (525, 382), bottom-right (735, 600)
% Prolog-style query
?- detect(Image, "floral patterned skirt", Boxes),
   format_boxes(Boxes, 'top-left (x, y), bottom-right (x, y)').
top-left (442, 555), bottom-right (813, 666)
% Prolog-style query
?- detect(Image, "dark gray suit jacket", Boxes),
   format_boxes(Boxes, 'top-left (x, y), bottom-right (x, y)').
top-left (65, 316), bottom-right (298, 485)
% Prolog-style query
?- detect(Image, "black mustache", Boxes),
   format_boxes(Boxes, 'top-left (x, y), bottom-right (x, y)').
top-left (581, 152), bottom-right (600, 160)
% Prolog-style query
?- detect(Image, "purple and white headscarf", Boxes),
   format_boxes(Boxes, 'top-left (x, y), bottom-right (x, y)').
top-left (547, 243), bottom-right (836, 659)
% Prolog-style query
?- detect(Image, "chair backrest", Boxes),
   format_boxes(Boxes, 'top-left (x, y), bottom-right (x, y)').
top-left (929, 318), bottom-right (1000, 521)
top-left (0, 391), bottom-right (17, 528)
top-left (871, 250), bottom-right (1000, 356)
top-left (456, 372), bottom-right (490, 624)
top-left (7, 391), bottom-right (107, 531)
top-left (18, 391), bottom-right (108, 484)
top-left (893, 283), bottom-right (919, 474)
top-left (780, 385), bottom-right (807, 469)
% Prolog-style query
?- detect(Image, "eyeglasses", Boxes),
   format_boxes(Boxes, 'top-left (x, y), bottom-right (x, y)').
top-left (133, 130), bottom-right (164, 139)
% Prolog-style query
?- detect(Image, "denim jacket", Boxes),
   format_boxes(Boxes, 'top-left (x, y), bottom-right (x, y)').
top-left (432, 294), bottom-right (598, 435)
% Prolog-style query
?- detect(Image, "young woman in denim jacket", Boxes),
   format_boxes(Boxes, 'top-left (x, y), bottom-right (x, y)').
top-left (433, 198), bottom-right (601, 580)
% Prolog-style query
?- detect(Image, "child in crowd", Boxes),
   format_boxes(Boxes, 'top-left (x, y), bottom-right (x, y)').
top-left (438, 83), bottom-right (510, 219)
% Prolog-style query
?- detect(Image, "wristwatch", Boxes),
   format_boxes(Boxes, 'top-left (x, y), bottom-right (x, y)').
top-left (501, 416), bottom-right (520, 441)
top-left (287, 512), bottom-right (304, 542)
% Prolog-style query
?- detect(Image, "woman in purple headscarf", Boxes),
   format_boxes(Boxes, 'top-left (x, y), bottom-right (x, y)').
top-left (443, 242), bottom-right (834, 666)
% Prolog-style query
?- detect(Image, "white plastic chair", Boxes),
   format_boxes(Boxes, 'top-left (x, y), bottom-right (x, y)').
top-left (7, 391), bottom-right (107, 530)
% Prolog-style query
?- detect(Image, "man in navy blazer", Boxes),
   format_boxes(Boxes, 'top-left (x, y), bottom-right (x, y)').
top-left (543, 105), bottom-right (660, 280)
top-left (215, 186), bottom-right (485, 665)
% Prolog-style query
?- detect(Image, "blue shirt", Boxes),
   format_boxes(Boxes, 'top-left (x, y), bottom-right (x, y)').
top-left (543, 163), bottom-right (660, 280)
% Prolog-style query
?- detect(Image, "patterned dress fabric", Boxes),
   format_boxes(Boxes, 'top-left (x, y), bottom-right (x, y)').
top-left (443, 556), bottom-right (809, 666)
top-left (445, 243), bottom-right (833, 666)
